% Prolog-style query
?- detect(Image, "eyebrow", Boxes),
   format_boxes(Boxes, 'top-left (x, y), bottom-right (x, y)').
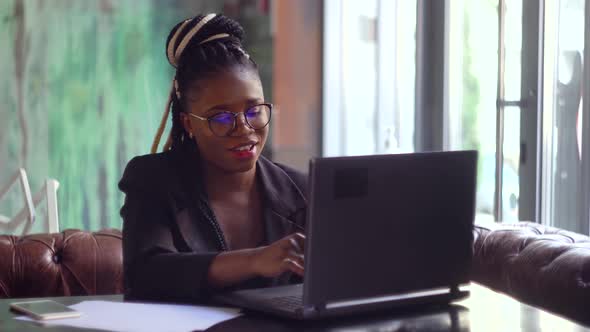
top-left (205, 99), bottom-right (264, 114)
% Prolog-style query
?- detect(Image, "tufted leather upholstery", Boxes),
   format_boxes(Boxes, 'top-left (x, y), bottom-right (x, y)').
top-left (1, 224), bottom-right (589, 324)
top-left (0, 229), bottom-right (122, 298)
top-left (473, 221), bottom-right (590, 325)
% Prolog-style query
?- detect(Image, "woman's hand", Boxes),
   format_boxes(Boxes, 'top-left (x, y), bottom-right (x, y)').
top-left (207, 233), bottom-right (305, 289)
top-left (251, 233), bottom-right (305, 278)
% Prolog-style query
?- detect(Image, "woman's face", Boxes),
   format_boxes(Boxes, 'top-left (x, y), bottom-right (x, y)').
top-left (180, 66), bottom-right (268, 174)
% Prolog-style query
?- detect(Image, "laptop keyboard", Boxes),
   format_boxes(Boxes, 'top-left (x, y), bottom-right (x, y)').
top-left (267, 295), bottom-right (303, 311)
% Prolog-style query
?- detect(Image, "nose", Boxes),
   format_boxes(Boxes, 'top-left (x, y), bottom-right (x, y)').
top-left (230, 112), bottom-right (254, 136)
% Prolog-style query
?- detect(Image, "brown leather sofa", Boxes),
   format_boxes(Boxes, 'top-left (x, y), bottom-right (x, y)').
top-left (0, 223), bottom-right (588, 325)
top-left (0, 229), bottom-right (122, 298)
top-left (472, 221), bottom-right (590, 325)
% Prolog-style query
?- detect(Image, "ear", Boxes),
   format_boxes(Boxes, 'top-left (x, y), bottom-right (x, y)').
top-left (180, 112), bottom-right (194, 137)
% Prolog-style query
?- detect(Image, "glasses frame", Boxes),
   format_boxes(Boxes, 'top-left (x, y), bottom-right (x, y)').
top-left (187, 103), bottom-right (273, 137)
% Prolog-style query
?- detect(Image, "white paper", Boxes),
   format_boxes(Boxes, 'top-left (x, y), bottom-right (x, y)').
top-left (16, 300), bottom-right (242, 332)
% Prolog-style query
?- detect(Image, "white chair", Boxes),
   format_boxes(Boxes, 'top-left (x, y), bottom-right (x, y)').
top-left (37, 178), bottom-right (60, 233)
top-left (0, 168), bottom-right (60, 235)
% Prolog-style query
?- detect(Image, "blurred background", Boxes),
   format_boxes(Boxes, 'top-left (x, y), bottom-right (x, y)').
top-left (0, 0), bottom-right (588, 236)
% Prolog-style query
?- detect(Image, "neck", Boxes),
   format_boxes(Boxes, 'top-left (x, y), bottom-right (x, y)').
top-left (202, 162), bottom-right (257, 198)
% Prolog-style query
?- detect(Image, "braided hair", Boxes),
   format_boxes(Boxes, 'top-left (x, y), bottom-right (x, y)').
top-left (151, 13), bottom-right (258, 153)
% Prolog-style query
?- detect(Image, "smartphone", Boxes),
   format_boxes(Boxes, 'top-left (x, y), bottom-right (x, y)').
top-left (10, 300), bottom-right (81, 320)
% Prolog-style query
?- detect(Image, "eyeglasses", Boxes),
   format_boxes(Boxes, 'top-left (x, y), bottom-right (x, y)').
top-left (188, 103), bottom-right (273, 137)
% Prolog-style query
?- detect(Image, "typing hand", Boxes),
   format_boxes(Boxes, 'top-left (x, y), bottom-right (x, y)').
top-left (252, 233), bottom-right (305, 277)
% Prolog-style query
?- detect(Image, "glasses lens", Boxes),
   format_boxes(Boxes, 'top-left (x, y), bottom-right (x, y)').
top-left (209, 112), bottom-right (234, 136)
top-left (245, 104), bottom-right (271, 129)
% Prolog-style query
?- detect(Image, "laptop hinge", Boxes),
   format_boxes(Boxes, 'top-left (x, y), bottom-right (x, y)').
top-left (299, 306), bottom-right (320, 318)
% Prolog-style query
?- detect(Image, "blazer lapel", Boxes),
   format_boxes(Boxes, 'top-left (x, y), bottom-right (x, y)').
top-left (256, 156), bottom-right (307, 244)
top-left (168, 147), bottom-right (222, 252)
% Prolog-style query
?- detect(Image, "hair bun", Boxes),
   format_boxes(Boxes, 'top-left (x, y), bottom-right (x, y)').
top-left (165, 14), bottom-right (245, 68)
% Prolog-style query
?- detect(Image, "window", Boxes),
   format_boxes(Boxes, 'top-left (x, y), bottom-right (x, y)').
top-left (0, 1), bottom-right (275, 232)
top-left (323, 0), bottom-right (417, 157)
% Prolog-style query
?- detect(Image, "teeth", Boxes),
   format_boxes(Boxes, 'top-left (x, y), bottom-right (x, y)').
top-left (235, 145), bottom-right (252, 151)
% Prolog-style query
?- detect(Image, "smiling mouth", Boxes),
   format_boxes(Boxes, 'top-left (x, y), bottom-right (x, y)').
top-left (230, 144), bottom-right (256, 152)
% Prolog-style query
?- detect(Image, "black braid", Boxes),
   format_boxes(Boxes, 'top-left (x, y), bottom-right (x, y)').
top-left (165, 14), bottom-right (258, 151)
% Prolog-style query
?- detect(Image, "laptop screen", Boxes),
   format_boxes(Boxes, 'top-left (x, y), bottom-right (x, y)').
top-left (303, 151), bottom-right (477, 306)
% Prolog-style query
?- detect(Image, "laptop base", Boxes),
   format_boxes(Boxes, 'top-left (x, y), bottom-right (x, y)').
top-left (214, 284), bottom-right (469, 320)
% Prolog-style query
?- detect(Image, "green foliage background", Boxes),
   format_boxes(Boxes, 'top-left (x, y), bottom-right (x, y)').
top-left (0, 0), bottom-right (271, 233)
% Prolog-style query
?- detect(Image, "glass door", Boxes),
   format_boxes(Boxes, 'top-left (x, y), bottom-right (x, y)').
top-left (448, 0), bottom-right (523, 223)
top-left (541, 0), bottom-right (586, 233)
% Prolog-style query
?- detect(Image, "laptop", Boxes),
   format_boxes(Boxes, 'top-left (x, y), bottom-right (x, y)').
top-left (214, 150), bottom-right (477, 320)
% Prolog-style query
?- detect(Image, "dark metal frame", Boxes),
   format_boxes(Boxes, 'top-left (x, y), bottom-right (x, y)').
top-left (414, 0), bottom-right (446, 152)
top-left (187, 103), bottom-right (273, 137)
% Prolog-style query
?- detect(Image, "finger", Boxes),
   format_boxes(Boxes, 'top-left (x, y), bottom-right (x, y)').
top-left (283, 258), bottom-right (304, 277)
top-left (282, 251), bottom-right (304, 270)
top-left (280, 232), bottom-right (304, 251)
top-left (288, 250), bottom-right (304, 269)
top-left (288, 249), bottom-right (304, 262)
top-left (293, 232), bottom-right (306, 252)
top-left (289, 237), bottom-right (303, 254)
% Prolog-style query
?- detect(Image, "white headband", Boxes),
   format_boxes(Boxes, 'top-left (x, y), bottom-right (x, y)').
top-left (166, 19), bottom-right (191, 67)
top-left (174, 13), bottom-right (217, 64)
top-left (199, 33), bottom-right (230, 45)
top-left (168, 15), bottom-right (248, 99)
top-left (167, 14), bottom-right (246, 68)
top-left (200, 33), bottom-right (248, 58)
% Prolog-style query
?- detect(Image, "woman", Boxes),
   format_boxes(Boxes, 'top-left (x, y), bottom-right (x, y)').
top-left (119, 14), bottom-right (306, 302)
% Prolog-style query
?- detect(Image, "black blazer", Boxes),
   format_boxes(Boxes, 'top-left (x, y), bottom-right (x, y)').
top-left (119, 146), bottom-right (308, 302)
